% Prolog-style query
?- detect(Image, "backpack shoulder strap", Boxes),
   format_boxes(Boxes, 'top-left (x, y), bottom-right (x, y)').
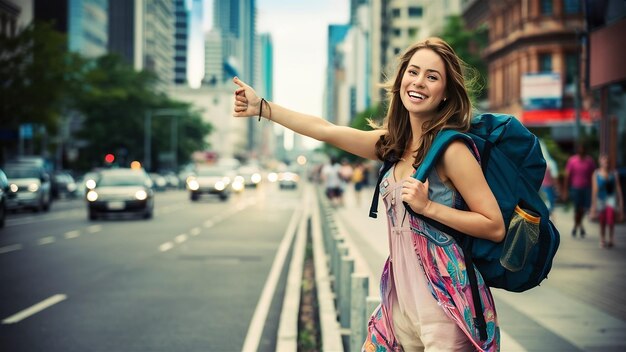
top-left (369, 159), bottom-right (394, 218)
top-left (413, 129), bottom-right (472, 182)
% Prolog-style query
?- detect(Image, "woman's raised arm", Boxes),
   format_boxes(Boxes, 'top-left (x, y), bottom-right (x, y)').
top-left (233, 77), bottom-right (384, 160)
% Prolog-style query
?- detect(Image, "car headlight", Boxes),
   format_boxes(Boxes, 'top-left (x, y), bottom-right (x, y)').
top-left (9, 184), bottom-right (18, 193)
top-left (28, 183), bottom-right (39, 192)
top-left (234, 175), bottom-right (244, 184)
top-left (251, 173), bottom-right (262, 183)
top-left (215, 181), bottom-right (225, 191)
top-left (135, 190), bottom-right (148, 200)
top-left (187, 179), bottom-right (199, 191)
top-left (85, 179), bottom-right (96, 189)
top-left (67, 183), bottom-right (77, 192)
top-left (86, 190), bottom-right (98, 202)
top-left (232, 180), bottom-right (244, 191)
top-left (267, 172), bottom-right (278, 182)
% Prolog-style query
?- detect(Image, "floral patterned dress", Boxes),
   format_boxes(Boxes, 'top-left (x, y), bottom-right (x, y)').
top-left (362, 158), bottom-right (500, 352)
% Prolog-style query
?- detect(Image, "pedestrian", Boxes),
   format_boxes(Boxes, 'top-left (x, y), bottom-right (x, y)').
top-left (564, 144), bottom-right (596, 237)
top-left (590, 154), bottom-right (624, 248)
top-left (352, 161), bottom-right (367, 205)
top-left (539, 140), bottom-right (559, 220)
top-left (321, 156), bottom-right (343, 207)
top-left (233, 37), bottom-right (504, 351)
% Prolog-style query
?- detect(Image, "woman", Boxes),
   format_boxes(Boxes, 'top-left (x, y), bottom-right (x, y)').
top-left (233, 37), bottom-right (504, 351)
top-left (590, 154), bottom-right (624, 248)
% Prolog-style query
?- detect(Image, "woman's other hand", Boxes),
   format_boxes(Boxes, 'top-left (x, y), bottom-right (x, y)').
top-left (233, 77), bottom-right (261, 118)
top-left (401, 178), bottom-right (431, 215)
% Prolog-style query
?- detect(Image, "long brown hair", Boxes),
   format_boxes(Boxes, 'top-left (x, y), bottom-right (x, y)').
top-left (372, 37), bottom-right (474, 167)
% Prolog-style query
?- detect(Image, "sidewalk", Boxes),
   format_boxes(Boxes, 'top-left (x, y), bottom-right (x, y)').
top-left (329, 185), bottom-right (626, 351)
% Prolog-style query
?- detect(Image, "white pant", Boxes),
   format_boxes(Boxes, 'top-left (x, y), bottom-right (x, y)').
top-left (391, 293), bottom-right (473, 352)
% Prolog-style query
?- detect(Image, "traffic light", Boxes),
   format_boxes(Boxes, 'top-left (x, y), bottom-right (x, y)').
top-left (104, 153), bottom-right (115, 163)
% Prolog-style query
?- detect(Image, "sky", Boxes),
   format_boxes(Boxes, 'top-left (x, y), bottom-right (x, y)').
top-left (202, 0), bottom-right (351, 149)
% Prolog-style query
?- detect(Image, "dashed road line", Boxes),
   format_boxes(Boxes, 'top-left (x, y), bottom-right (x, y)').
top-left (159, 242), bottom-right (174, 252)
top-left (86, 225), bottom-right (102, 233)
top-left (37, 237), bottom-right (56, 245)
top-left (0, 244), bottom-right (23, 254)
top-left (175, 234), bottom-right (188, 243)
top-left (64, 230), bottom-right (81, 239)
top-left (2, 294), bottom-right (67, 324)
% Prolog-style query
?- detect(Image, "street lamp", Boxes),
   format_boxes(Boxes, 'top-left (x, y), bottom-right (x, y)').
top-left (144, 109), bottom-right (185, 172)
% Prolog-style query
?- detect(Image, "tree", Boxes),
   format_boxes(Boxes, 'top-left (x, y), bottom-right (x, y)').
top-left (0, 22), bottom-right (86, 161)
top-left (321, 104), bottom-right (384, 162)
top-left (73, 54), bottom-right (212, 171)
top-left (438, 15), bottom-right (489, 102)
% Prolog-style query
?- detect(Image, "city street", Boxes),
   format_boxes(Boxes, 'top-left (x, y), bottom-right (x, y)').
top-left (0, 185), bottom-right (303, 351)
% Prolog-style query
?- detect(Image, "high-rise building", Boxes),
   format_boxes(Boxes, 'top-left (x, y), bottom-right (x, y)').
top-left (187, 0), bottom-right (203, 87)
top-left (1, 0), bottom-right (32, 37)
top-left (34, 0), bottom-right (108, 58)
top-left (109, 0), bottom-right (174, 91)
top-left (324, 24), bottom-right (350, 125)
top-left (173, 0), bottom-right (189, 85)
top-left (203, 28), bottom-right (223, 86)
top-left (212, 0), bottom-right (256, 85)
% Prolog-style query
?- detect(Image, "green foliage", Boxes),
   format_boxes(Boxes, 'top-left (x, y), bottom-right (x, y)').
top-left (72, 54), bottom-right (212, 171)
top-left (0, 21), bottom-right (86, 133)
top-left (321, 104), bottom-right (384, 162)
top-left (438, 15), bottom-right (489, 102)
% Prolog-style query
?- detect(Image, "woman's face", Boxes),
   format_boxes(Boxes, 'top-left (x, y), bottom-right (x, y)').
top-left (400, 48), bottom-right (447, 121)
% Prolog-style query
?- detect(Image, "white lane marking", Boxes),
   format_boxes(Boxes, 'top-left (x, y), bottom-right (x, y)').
top-left (37, 237), bottom-right (55, 245)
top-left (190, 227), bottom-right (201, 236)
top-left (203, 220), bottom-right (214, 228)
top-left (0, 244), bottom-right (23, 254)
top-left (87, 225), bottom-right (102, 233)
top-left (2, 294), bottom-right (68, 324)
top-left (159, 242), bottom-right (174, 252)
top-left (241, 206), bottom-right (303, 352)
top-left (175, 234), bottom-right (188, 243)
top-left (64, 231), bottom-right (80, 239)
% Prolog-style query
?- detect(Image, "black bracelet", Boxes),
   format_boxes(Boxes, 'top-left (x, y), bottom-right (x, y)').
top-left (258, 98), bottom-right (266, 122)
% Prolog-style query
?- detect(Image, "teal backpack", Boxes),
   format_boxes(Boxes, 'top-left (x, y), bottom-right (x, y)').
top-left (369, 113), bottom-right (560, 340)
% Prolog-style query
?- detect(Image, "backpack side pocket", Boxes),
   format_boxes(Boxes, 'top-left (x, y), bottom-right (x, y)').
top-left (500, 205), bottom-right (540, 272)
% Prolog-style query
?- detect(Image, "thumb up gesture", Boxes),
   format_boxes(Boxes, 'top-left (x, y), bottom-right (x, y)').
top-left (233, 77), bottom-right (262, 118)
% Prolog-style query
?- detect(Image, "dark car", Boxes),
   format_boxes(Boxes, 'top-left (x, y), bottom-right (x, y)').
top-left (86, 168), bottom-right (154, 220)
top-left (186, 166), bottom-right (235, 201)
top-left (51, 171), bottom-right (78, 199)
top-left (3, 163), bottom-right (52, 212)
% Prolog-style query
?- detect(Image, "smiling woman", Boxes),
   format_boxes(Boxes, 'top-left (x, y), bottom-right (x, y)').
top-left (232, 37), bottom-right (505, 351)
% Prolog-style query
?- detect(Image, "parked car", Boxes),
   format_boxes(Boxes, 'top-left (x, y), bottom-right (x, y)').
top-left (0, 168), bottom-right (12, 228)
top-left (186, 166), bottom-right (235, 201)
top-left (3, 162), bottom-right (52, 212)
top-left (86, 168), bottom-right (154, 220)
top-left (51, 171), bottom-right (78, 199)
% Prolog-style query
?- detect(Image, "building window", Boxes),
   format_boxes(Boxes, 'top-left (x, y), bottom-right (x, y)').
top-left (393, 28), bottom-right (401, 37)
top-left (394, 47), bottom-right (401, 55)
top-left (565, 53), bottom-right (579, 84)
top-left (539, 53), bottom-right (552, 72)
top-left (541, 0), bottom-right (553, 15)
top-left (408, 28), bottom-right (418, 38)
top-left (408, 7), bottom-right (423, 17)
top-left (563, 0), bottom-right (581, 14)
top-left (392, 8), bottom-right (401, 18)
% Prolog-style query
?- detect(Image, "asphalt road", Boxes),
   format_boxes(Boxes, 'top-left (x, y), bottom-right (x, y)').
top-left (0, 184), bottom-right (303, 352)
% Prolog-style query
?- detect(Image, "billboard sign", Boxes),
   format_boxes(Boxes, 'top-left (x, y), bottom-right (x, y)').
top-left (521, 73), bottom-right (562, 110)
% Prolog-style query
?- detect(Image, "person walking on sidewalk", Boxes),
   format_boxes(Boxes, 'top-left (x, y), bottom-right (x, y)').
top-left (564, 144), bottom-right (596, 237)
top-left (233, 37), bottom-right (504, 351)
top-left (590, 154), bottom-right (624, 248)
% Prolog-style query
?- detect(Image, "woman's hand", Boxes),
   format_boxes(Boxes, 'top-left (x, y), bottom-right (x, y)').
top-left (401, 178), bottom-right (431, 215)
top-left (233, 77), bottom-right (262, 118)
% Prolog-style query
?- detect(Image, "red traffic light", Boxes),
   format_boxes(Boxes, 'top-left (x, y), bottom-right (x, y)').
top-left (104, 153), bottom-right (115, 163)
